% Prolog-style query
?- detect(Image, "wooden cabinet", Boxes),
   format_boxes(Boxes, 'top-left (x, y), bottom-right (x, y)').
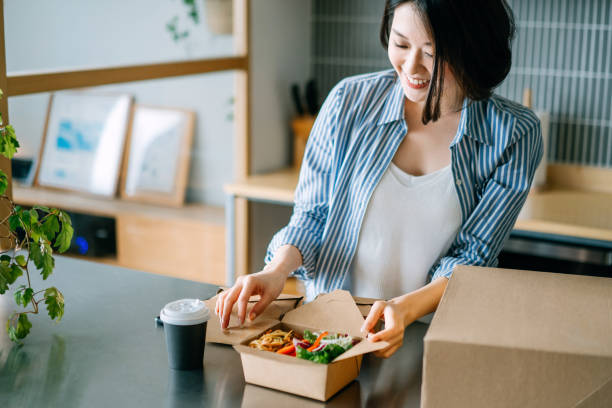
top-left (13, 185), bottom-right (226, 284)
top-left (117, 213), bottom-right (225, 284)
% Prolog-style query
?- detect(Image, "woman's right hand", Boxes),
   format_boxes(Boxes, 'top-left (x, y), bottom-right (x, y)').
top-left (215, 267), bottom-right (287, 329)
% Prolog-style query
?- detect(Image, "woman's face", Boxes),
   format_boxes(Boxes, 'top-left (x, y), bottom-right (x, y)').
top-left (388, 3), bottom-right (461, 111)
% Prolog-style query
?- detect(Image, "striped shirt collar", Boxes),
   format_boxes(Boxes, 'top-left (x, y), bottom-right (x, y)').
top-left (377, 74), bottom-right (494, 146)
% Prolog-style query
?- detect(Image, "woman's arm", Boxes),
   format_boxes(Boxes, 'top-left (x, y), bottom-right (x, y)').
top-left (429, 116), bottom-right (543, 281)
top-left (264, 81), bottom-right (345, 281)
top-left (361, 277), bottom-right (448, 358)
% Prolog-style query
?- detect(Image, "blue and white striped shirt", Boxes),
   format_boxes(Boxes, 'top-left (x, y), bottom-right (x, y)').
top-left (266, 69), bottom-right (543, 301)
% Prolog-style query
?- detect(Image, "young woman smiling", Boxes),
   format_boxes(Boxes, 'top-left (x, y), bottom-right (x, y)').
top-left (217, 0), bottom-right (542, 358)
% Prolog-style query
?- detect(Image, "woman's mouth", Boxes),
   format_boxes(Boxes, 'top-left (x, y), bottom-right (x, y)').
top-left (405, 75), bottom-right (430, 89)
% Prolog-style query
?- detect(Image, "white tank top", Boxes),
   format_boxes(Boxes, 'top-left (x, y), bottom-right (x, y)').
top-left (349, 161), bottom-right (462, 323)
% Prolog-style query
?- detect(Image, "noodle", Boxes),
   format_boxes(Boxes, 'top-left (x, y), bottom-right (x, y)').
top-left (249, 329), bottom-right (297, 352)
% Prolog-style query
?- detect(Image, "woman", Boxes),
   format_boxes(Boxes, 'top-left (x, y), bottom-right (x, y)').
top-left (217, 0), bottom-right (542, 358)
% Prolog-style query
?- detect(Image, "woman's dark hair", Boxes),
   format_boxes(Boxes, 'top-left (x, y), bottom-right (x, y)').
top-left (380, 0), bottom-right (515, 124)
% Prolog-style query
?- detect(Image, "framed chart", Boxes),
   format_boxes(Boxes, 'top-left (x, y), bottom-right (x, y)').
top-left (35, 91), bottom-right (133, 197)
top-left (120, 105), bottom-right (195, 207)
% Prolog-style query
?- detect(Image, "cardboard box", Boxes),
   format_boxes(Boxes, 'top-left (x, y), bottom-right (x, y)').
top-left (205, 290), bottom-right (389, 401)
top-left (422, 266), bottom-right (612, 408)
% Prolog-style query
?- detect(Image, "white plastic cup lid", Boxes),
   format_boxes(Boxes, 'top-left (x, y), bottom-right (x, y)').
top-left (160, 299), bottom-right (210, 326)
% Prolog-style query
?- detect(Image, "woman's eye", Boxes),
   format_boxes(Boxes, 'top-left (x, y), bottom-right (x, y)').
top-left (424, 52), bottom-right (433, 58)
top-left (394, 42), bottom-right (408, 49)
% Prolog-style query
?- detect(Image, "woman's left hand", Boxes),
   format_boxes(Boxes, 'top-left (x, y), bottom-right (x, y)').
top-left (361, 299), bottom-right (415, 358)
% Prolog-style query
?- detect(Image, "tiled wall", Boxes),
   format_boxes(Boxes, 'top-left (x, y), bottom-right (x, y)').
top-left (312, 0), bottom-right (612, 167)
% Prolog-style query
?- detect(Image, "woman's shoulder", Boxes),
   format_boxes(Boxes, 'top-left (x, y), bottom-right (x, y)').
top-left (333, 69), bottom-right (398, 97)
top-left (485, 94), bottom-right (541, 135)
top-left (326, 69), bottom-right (401, 125)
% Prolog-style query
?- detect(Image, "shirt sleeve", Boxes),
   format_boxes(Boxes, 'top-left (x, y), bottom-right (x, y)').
top-left (264, 82), bottom-right (345, 281)
top-left (429, 116), bottom-right (543, 281)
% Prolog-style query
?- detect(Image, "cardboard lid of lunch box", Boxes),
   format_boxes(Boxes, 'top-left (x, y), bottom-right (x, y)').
top-left (204, 293), bottom-right (303, 345)
top-left (279, 289), bottom-right (388, 361)
top-left (425, 266), bottom-right (612, 357)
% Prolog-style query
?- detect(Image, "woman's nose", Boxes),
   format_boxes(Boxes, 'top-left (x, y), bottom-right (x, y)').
top-left (403, 49), bottom-right (423, 75)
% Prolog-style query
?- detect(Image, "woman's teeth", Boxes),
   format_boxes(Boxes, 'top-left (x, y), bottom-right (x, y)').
top-left (408, 77), bottom-right (429, 85)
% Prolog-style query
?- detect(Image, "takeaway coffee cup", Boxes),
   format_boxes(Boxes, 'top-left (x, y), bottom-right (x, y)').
top-left (160, 299), bottom-right (210, 370)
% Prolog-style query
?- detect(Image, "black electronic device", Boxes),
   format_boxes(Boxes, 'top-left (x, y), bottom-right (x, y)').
top-left (64, 211), bottom-right (116, 258)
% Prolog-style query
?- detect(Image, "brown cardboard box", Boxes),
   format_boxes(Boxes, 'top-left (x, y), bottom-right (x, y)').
top-left (421, 266), bottom-right (612, 408)
top-left (206, 290), bottom-right (389, 401)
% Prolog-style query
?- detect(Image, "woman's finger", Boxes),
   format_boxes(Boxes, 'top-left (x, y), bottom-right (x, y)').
top-left (248, 292), bottom-right (275, 321)
top-left (221, 285), bottom-right (242, 329)
top-left (372, 333), bottom-right (403, 357)
top-left (368, 325), bottom-right (402, 342)
top-left (236, 279), bottom-right (255, 325)
top-left (215, 291), bottom-right (225, 317)
top-left (361, 301), bottom-right (386, 336)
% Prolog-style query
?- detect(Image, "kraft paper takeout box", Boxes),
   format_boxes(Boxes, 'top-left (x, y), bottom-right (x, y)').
top-left (205, 290), bottom-right (389, 401)
top-left (422, 266), bottom-right (612, 408)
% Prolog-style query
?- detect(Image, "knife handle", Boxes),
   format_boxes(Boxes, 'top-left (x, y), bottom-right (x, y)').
top-left (291, 84), bottom-right (305, 116)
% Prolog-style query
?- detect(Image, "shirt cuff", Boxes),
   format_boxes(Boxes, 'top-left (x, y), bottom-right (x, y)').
top-left (265, 226), bottom-right (319, 281)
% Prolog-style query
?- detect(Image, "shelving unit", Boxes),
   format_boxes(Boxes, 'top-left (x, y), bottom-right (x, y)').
top-left (0, 0), bottom-right (251, 285)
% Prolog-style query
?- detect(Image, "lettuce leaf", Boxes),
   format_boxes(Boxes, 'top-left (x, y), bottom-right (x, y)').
top-left (303, 330), bottom-right (317, 343)
top-left (296, 343), bottom-right (351, 364)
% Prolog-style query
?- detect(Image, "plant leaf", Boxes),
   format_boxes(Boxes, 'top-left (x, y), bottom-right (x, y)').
top-left (7, 313), bottom-right (32, 342)
top-left (0, 170), bottom-right (7, 196)
top-left (29, 209), bottom-right (39, 224)
top-left (8, 214), bottom-right (21, 232)
top-left (55, 223), bottom-right (73, 253)
top-left (58, 210), bottom-right (72, 227)
top-left (0, 266), bottom-right (8, 294)
top-left (41, 215), bottom-right (60, 242)
top-left (29, 241), bottom-right (44, 270)
top-left (44, 287), bottom-right (64, 321)
top-left (0, 262), bottom-right (20, 289)
top-left (41, 242), bottom-right (54, 279)
top-left (15, 255), bottom-right (26, 267)
top-left (0, 254), bottom-right (10, 263)
top-left (14, 285), bottom-right (33, 307)
top-left (29, 241), bottom-right (55, 279)
top-left (10, 263), bottom-right (22, 283)
top-left (0, 124), bottom-right (19, 159)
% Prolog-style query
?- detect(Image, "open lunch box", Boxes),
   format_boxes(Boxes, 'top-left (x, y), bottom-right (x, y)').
top-left (204, 290), bottom-right (389, 401)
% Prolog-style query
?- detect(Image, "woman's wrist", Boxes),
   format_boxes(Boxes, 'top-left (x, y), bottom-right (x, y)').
top-left (389, 277), bottom-right (450, 327)
top-left (264, 245), bottom-right (303, 279)
top-left (389, 295), bottom-right (418, 328)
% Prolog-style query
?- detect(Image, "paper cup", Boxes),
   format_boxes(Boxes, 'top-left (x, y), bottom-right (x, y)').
top-left (160, 299), bottom-right (210, 370)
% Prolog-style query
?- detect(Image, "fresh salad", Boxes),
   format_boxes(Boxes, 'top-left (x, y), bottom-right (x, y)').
top-left (249, 329), bottom-right (358, 364)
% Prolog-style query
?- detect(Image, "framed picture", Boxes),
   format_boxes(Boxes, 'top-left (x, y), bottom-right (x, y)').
top-left (35, 91), bottom-right (133, 197)
top-left (120, 105), bottom-right (195, 207)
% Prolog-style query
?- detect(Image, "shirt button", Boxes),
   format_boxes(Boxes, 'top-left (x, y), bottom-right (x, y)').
top-left (456, 179), bottom-right (463, 186)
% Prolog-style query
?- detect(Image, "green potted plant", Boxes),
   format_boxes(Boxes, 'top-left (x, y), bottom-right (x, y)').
top-left (0, 89), bottom-right (73, 343)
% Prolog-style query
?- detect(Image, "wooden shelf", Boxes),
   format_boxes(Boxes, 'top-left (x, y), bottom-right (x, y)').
top-left (224, 167), bottom-right (298, 204)
top-left (13, 184), bottom-right (224, 223)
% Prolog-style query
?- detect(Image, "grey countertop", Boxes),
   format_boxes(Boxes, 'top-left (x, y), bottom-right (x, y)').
top-left (0, 256), bottom-right (427, 407)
